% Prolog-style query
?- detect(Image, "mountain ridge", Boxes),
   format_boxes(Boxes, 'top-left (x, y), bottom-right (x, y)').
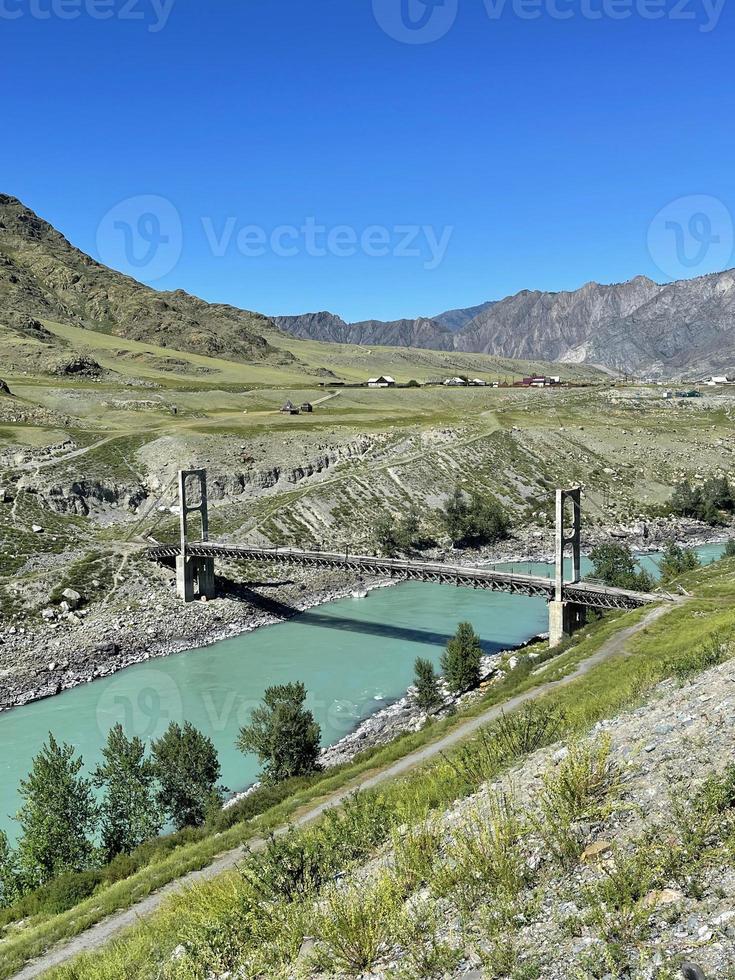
top-left (2, 194), bottom-right (734, 378)
top-left (277, 269), bottom-right (735, 377)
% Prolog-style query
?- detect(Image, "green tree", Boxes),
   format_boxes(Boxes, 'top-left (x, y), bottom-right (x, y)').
top-left (374, 506), bottom-right (425, 556)
top-left (441, 622), bottom-right (483, 694)
top-left (151, 722), bottom-right (222, 830)
top-left (724, 539), bottom-right (735, 558)
top-left (670, 476), bottom-right (734, 526)
top-left (442, 487), bottom-right (510, 548)
top-left (15, 734), bottom-right (97, 889)
top-left (93, 724), bottom-right (162, 862)
top-left (658, 543), bottom-right (701, 583)
top-left (0, 830), bottom-right (20, 908)
top-left (237, 681), bottom-right (322, 784)
top-left (413, 657), bottom-right (442, 713)
top-left (589, 543), bottom-right (654, 591)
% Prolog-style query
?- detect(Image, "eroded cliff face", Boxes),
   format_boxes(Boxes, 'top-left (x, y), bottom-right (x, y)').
top-left (15, 436), bottom-right (376, 520)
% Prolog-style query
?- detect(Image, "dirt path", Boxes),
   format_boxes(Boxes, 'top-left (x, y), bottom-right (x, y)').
top-left (11, 600), bottom-right (676, 979)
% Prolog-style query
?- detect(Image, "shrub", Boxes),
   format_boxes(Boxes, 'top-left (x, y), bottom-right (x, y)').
top-left (393, 897), bottom-right (462, 978)
top-left (36, 869), bottom-right (102, 915)
top-left (441, 486), bottom-right (510, 548)
top-left (532, 738), bottom-right (621, 867)
top-left (589, 542), bottom-right (654, 591)
top-left (313, 872), bottom-right (402, 972)
top-left (664, 632), bottom-right (729, 680)
top-left (413, 657), bottom-right (442, 712)
top-left (240, 828), bottom-right (331, 903)
top-left (431, 793), bottom-right (529, 913)
top-left (374, 507), bottom-right (435, 555)
top-left (445, 702), bottom-right (563, 790)
top-left (491, 702), bottom-right (564, 759)
top-left (658, 543), bottom-right (701, 583)
top-left (441, 621), bottom-right (482, 694)
top-left (391, 819), bottom-right (443, 893)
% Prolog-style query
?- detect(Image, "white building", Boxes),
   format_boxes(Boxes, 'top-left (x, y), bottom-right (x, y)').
top-left (367, 375), bottom-right (396, 387)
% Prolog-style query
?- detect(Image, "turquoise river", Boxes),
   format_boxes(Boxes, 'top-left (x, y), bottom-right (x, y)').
top-left (0, 545), bottom-right (726, 840)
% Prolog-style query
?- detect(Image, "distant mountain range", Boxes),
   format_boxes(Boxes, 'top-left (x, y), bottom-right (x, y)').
top-left (2, 193), bottom-right (733, 378)
top-left (277, 271), bottom-right (735, 378)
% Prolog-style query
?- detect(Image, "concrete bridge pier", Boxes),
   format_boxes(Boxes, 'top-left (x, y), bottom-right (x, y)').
top-left (176, 468), bottom-right (216, 602)
top-left (176, 554), bottom-right (216, 602)
top-left (548, 599), bottom-right (587, 648)
top-left (549, 486), bottom-right (584, 648)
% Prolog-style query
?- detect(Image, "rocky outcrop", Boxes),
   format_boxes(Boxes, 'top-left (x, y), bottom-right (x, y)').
top-left (39, 480), bottom-right (148, 515)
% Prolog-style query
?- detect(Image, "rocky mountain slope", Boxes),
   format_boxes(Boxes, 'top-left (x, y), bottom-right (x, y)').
top-left (431, 299), bottom-right (497, 331)
top-left (0, 194), bottom-right (280, 362)
top-left (274, 312), bottom-right (456, 350)
top-left (456, 271), bottom-right (735, 377)
top-left (278, 271), bottom-right (735, 378)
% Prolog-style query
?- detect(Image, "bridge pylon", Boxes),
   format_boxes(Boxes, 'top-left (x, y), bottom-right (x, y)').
top-left (548, 486), bottom-right (586, 647)
top-left (176, 469), bottom-right (216, 602)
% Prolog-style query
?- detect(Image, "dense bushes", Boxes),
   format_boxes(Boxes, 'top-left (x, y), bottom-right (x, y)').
top-left (670, 476), bottom-right (734, 525)
top-left (374, 506), bottom-right (436, 555)
top-left (442, 486), bottom-right (510, 548)
top-left (589, 542), bottom-right (654, 591)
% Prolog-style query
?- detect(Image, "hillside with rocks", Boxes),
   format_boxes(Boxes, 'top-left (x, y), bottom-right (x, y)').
top-left (0, 194), bottom-right (280, 363)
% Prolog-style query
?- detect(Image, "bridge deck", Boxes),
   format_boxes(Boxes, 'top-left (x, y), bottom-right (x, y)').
top-left (147, 544), bottom-right (661, 611)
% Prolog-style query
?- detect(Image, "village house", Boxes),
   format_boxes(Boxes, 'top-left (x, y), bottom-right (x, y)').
top-left (367, 375), bottom-right (396, 387)
top-left (280, 400), bottom-right (300, 414)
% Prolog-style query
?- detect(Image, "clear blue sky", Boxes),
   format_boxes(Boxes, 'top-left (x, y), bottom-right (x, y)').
top-left (3, 0), bottom-right (734, 321)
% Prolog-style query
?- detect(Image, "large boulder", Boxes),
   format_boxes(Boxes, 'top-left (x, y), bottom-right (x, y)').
top-left (0, 378), bottom-right (11, 396)
top-left (61, 588), bottom-right (82, 610)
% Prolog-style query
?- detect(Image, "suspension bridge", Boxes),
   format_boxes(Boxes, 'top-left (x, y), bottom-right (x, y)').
top-left (146, 470), bottom-right (665, 646)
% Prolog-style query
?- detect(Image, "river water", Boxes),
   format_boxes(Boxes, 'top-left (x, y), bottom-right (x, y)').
top-left (0, 544), bottom-right (725, 840)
